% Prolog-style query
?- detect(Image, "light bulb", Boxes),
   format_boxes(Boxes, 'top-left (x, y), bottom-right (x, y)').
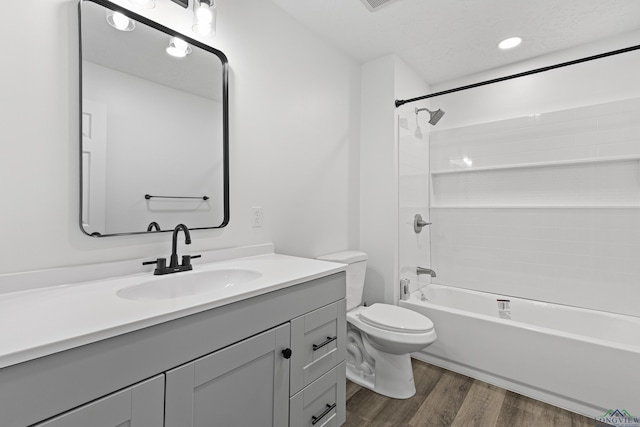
top-left (106, 10), bottom-right (135, 31)
top-left (112, 12), bottom-right (130, 30)
top-left (193, 23), bottom-right (214, 36)
top-left (166, 37), bottom-right (192, 58)
top-left (196, 5), bottom-right (214, 24)
top-left (192, 0), bottom-right (216, 37)
top-left (173, 38), bottom-right (189, 51)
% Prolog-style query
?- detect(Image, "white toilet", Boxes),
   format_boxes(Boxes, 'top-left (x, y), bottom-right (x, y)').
top-left (317, 251), bottom-right (436, 399)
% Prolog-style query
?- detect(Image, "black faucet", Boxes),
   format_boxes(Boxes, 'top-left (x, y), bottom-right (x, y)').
top-left (170, 224), bottom-right (191, 268)
top-left (142, 224), bottom-right (200, 275)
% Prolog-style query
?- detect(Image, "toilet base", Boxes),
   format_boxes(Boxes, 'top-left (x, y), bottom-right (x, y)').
top-left (346, 347), bottom-right (416, 399)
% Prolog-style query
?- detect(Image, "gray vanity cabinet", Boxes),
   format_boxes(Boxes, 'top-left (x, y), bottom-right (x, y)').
top-left (164, 324), bottom-right (291, 427)
top-left (1, 272), bottom-right (346, 427)
top-left (164, 300), bottom-right (348, 427)
top-left (33, 375), bottom-right (164, 427)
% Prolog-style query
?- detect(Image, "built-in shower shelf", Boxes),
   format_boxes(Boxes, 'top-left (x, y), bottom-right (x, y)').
top-left (430, 154), bottom-right (640, 175)
top-left (430, 154), bottom-right (640, 208)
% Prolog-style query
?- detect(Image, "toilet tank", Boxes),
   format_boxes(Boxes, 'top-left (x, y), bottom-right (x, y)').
top-left (316, 251), bottom-right (368, 311)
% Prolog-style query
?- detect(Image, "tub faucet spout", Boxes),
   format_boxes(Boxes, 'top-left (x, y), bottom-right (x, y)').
top-left (417, 267), bottom-right (436, 277)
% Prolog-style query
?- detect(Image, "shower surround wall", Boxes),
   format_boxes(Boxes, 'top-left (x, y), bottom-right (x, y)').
top-left (430, 97), bottom-right (640, 318)
top-left (427, 32), bottom-right (640, 318)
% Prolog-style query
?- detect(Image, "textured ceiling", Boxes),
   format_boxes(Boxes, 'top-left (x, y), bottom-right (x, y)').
top-left (269, 0), bottom-right (640, 84)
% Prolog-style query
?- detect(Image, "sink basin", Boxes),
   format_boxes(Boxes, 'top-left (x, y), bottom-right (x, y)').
top-left (117, 268), bottom-right (262, 301)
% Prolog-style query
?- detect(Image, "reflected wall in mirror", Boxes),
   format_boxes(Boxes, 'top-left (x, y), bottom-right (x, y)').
top-left (79, 0), bottom-right (229, 237)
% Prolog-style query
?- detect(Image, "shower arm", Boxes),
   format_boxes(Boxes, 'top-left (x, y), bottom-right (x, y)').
top-left (394, 43), bottom-right (640, 108)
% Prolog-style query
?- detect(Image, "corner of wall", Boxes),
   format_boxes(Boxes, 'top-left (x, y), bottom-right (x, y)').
top-left (359, 55), bottom-right (431, 305)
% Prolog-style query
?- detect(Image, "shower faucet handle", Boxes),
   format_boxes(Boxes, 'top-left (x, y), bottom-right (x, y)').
top-left (414, 214), bottom-right (431, 233)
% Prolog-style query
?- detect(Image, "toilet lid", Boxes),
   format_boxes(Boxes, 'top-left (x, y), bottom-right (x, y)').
top-left (360, 304), bottom-right (434, 334)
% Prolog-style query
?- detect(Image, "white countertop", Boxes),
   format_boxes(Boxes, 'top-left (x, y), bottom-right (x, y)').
top-left (0, 249), bottom-right (346, 369)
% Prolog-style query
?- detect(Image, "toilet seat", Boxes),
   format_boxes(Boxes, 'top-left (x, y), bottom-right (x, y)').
top-left (360, 304), bottom-right (433, 334)
top-left (347, 304), bottom-right (436, 353)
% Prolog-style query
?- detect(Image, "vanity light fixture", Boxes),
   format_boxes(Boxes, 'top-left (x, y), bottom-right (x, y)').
top-left (129, 0), bottom-right (156, 9)
top-left (166, 36), bottom-right (192, 58)
top-left (106, 10), bottom-right (135, 31)
top-left (498, 36), bottom-right (522, 50)
top-left (192, 0), bottom-right (216, 37)
top-left (170, 0), bottom-right (189, 7)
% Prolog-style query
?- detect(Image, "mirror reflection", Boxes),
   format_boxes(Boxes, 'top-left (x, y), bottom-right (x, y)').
top-left (80, 0), bottom-right (228, 237)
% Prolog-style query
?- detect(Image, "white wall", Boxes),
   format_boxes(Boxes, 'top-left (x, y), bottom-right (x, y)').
top-left (359, 55), bottom-right (430, 305)
top-left (0, 0), bottom-right (360, 274)
top-left (360, 56), bottom-right (396, 305)
top-left (427, 31), bottom-right (640, 317)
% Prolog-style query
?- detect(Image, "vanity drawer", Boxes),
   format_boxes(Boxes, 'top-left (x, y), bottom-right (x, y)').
top-left (290, 300), bottom-right (346, 395)
top-left (290, 361), bottom-right (346, 427)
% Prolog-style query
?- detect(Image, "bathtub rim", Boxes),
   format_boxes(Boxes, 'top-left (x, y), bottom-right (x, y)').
top-left (402, 288), bottom-right (640, 353)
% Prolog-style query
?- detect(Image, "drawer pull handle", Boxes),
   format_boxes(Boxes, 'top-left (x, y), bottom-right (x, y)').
top-left (312, 336), bottom-right (337, 351)
top-left (311, 403), bottom-right (336, 425)
top-left (282, 348), bottom-right (293, 359)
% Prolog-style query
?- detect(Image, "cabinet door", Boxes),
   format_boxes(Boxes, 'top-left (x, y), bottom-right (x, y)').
top-left (165, 324), bottom-right (290, 427)
top-left (33, 375), bottom-right (164, 427)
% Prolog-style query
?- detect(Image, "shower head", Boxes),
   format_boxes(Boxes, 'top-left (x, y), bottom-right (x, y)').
top-left (415, 107), bottom-right (445, 126)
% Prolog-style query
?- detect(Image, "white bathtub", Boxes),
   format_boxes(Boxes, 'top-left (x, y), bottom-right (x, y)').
top-left (399, 284), bottom-right (640, 418)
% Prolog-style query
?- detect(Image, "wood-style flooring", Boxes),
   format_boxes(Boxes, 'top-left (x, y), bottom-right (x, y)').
top-left (345, 359), bottom-right (599, 427)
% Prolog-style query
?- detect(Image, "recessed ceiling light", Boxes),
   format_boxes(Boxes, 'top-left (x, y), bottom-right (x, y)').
top-left (498, 37), bottom-right (522, 50)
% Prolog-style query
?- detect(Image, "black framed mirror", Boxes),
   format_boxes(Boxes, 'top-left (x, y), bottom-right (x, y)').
top-left (79, 0), bottom-right (229, 237)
